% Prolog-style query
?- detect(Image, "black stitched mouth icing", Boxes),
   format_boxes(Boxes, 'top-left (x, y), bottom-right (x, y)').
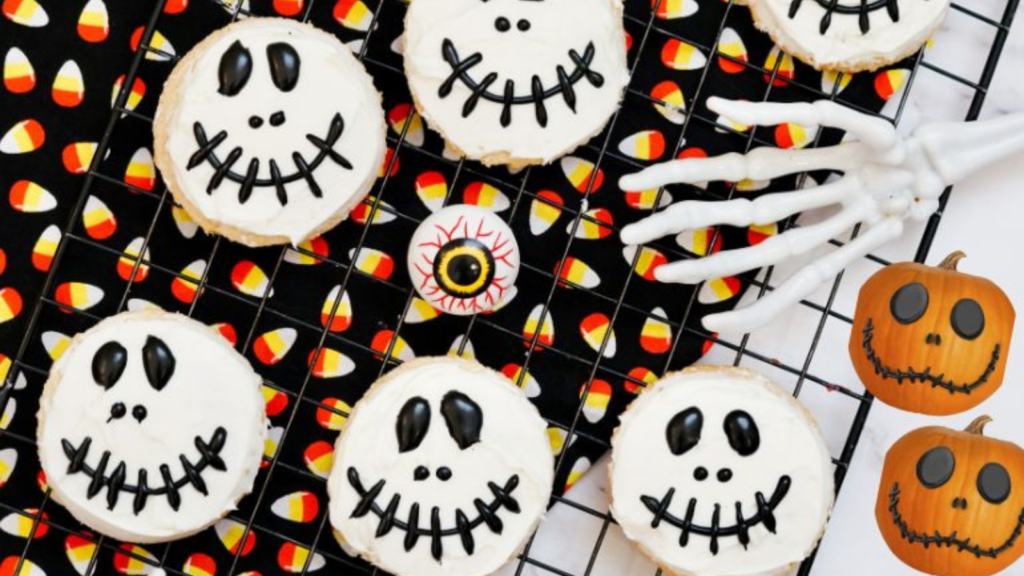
top-left (347, 467), bottom-right (521, 561)
top-left (188, 113), bottom-right (352, 206)
top-left (640, 475), bottom-right (791, 555)
top-left (60, 427), bottom-right (228, 514)
top-left (788, 0), bottom-right (903, 34)
top-left (861, 318), bottom-right (1000, 395)
top-left (439, 38), bottom-right (604, 128)
top-left (887, 482), bottom-right (1024, 558)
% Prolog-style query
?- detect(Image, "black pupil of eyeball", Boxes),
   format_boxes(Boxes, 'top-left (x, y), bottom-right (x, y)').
top-left (916, 446), bottom-right (955, 488)
top-left (723, 410), bottom-right (760, 456)
top-left (951, 299), bottom-right (985, 340)
top-left (977, 463), bottom-right (1011, 504)
top-left (433, 239), bottom-right (495, 299)
top-left (495, 17), bottom-right (511, 32)
top-left (890, 282), bottom-right (929, 324)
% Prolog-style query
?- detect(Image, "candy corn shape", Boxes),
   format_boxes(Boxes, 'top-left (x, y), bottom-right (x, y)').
top-left (560, 156), bottom-right (604, 193)
top-left (448, 335), bottom-right (474, 359)
top-left (0, 448), bottom-right (15, 488)
top-left (82, 196), bottom-right (116, 240)
top-left (523, 304), bottom-right (554, 349)
top-left (254, 328), bottom-right (297, 366)
top-left (548, 427), bottom-right (568, 455)
top-left (415, 171), bottom-right (447, 212)
top-left (163, 0), bottom-right (188, 14)
top-left (875, 68), bottom-right (909, 101)
top-left (1, 119), bottom-right (44, 154)
top-left (54, 283), bottom-right (102, 313)
top-left (625, 366), bottom-right (658, 394)
top-left (278, 543), bottom-right (325, 573)
top-left (764, 47), bottom-right (795, 86)
top-left (573, 208), bottom-right (613, 240)
top-left (65, 534), bottom-right (96, 576)
top-left (529, 190), bottom-right (563, 236)
top-left (406, 297), bottom-right (441, 324)
top-left (78, 0), bottom-right (109, 42)
top-left (640, 308), bottom-right (672, 354)
top-left (1, 355), bottom-right (24, 391)
top-left (463, 181), bottom-right (511, 212)
top-left (651, 80), bottom-right (686, 125)
top-left (116, 238), bottom-right (150, 282)
top-left (714, 111), bottom-right (750, 134)
top-left (580, 379), bottom-right (611, 423)
top-left (126, 298), bottom-right (161, 312)
top-left (182, 554), bottom-right (215, 576)
top-left (717, 28), bottom-right (748, 74)
top-left (653, 0), bottom-right (697, 20)
top-left (558, 257), bottom-right (600, 289)
top-left (698, 276), bottom-right (741, 304)
top-left (661, 38), bottom-right (706, 71)
top-left (112, 74), bottom-right (146, 113)
top-left (123, 148), bottom-right (155, 192)
top-left (623, 245), bottom-right (667, 281)
top-left (274, 0), bottom-right (304, 16)
top-left (52, 60), bottom-right (85, 108)
top-left (31, 225), bottom-right (59, 272)
top-left (131, 27), bottom-right (176, 61)
top-left (171, 206), bottom-right (198, 239)
top-left (580, 312), bottom-right (616, 357)
top-left (619, 130), bottom-right (666, 161)
top-left (388, 103), bottom-right (425, 147)
top-left (379, 146), bottom-right (399, 177)
top-left (333, 0), bottom-right (372, 31)
top-left (62, 142), bottom-right (97, 174)
top-left (371, 330), bottom-right (414, 361)
top-left (0, 397), bottom-right (13, 430)
top-left (10, 180), bottom-right (56, 213)
top-left (822, 69), bottom-right (852, 95)
top-left (500, 363), bottom-right (542, 398)
top-left (736, 178), bottom-right (770, 193)
top-left (0, 557), bottom-right (44, 576)
top-left (349, 248), bottom-right (394, 280)
top-left (676, 226), bottom-right (721, 256)
top-left (214, 518), bottom-right (255, 556)
top-left (231, 260), bottom-right (272, 298)
top-left (3, 0), bottom-right (48, 27)
top-left (264, 425), bottom-right (283, 461)
top-left (0, 288), bottom-right (21, 324)
top-left (625, 187), bottom-right (672, 211)
top-left (350, 196), bottom-right (397, 225)
top-left (284, 236), bottom-right (328, 265)
top-left (4, 47), bottom-right (35, 93)
top-left (309, 347), bottom-right (355, 378)
top-left (272, 491), bottom-right (319, 524)
top-left (748, 222), bottom-right (778, 245)
top-left (113, 544), bottom-right (156, 575)
top-left (775, 122), bottom-right (815, 149)
top-left (304, 440), bottom-right (334, 478)
top-left (564, 456), bottom-right (591, 492)
top-left (262, 385), bottom-right (288, 417)
top-left (320, 285), bottom-right (352, 332)
top-left (316, 398), bottom-right (351, 430)
top-left (212, 322), bottom-right (237, 347)
top-left (171, 259), bottom-right (206, 304)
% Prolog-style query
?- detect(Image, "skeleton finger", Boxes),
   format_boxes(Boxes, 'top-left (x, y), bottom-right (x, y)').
top-left (701, 218), bottom-right (905, 334)
top-left (707, 97), bottom-right (899, 152)
top-left (620, 175), bottom-right (861, 246)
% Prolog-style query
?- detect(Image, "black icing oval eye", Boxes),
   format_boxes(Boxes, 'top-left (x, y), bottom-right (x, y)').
top-left (890, 282), bottom-right (929, 324)
top-left (142, 336), bottom-right (175, 391)
top-left (978, 463), bottom-right (1011, 504)
top-left (665, 407), bottom-right (702, 456)
top-left (951, 299), bottom-right (985, 340)
top-left (218, 40), bottom-right (253, 97)
top-left (92, 341), bottom-right (128, 389)
top-left (723, 410), bottom-right (760, 456)
top-left (916, 446), bottom-right (955, 488)
top-left (434, 239), bottom-right (495, 299)
top-left (396, 396), bottom-right (431, 453)
top-left (441, 391), bottom-right (482, 450)
top-left (267, 42), bottom-right (301, 93)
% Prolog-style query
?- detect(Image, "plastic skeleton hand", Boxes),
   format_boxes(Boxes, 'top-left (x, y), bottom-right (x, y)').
top-left (620, 97), bottom-right (1024, 334)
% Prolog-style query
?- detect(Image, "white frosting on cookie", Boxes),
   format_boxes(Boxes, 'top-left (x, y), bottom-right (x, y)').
top-left (404, 0), bottom-right (629, 165)
top-left (155, 18), bottom-right (386, 245)
top-left (749, 0), bottom-right (949, 70)
top-left (37, 312), bottom-right (266, 543)
top-left (328, 357), bottom-right (553, 576)
top-left (610, 367), bottom-right (833, 576)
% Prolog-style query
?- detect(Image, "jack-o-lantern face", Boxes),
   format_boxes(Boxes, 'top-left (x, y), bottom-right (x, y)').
top-left (850, 251), bottom-right (1015, 415)
top-left (876, 417), bottom-right (1024, 576)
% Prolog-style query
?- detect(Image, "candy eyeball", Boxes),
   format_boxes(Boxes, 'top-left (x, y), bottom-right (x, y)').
top-left (408, 205), bottom-right (520, 316)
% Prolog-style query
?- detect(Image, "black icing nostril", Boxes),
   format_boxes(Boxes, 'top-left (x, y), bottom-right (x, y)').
top-left (693, 466), bottom-right (709, 481)
top-left (132, 405), bottom-right (148, 423)
top-left (248, 115), bottom-right (264, 129)
top-left (436, 467), bottom-right (452, 481)
top-left (517, 19), bottom-right (531, 32)
top-left (108, 402), bottom-right (126, 423)
top-left (495, 17), bottom-right (511, 32)
top-left (717, 468), bottom-right (734, 483)
top-left (414, 466), bottom-right (430, 481)
top-left (270, 111), bottom-right (286, 127)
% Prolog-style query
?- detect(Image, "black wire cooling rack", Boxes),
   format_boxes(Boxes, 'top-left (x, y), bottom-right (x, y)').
top-left (0, 0), bottom-right (1020, 574)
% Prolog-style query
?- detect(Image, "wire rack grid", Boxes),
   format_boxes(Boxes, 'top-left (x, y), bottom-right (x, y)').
top-left (0, 0), bottom-right (1019, 575)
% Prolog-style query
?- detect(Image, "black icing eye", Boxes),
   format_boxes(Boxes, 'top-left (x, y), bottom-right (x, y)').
top-left (890, 282), bottom-right (929, 324)
top-left (218, 40), bottom-right (253, 97)
top-left (951, 299), bottom-right (985, 340)
top-left (396, 397), bottom-right (431, 453)
top-left (495, 17), bottom-right (511, 32)
top-left (142, 336), bottom-right (175, 391)
top-left (266, 42), bottom-right (301, 92)
top-left (978, 463), bottom-right (1011, 504)
top-left (916, 446), bottom-right (955, 488)
top-left (92, 341), bottom-right (128, 390)
top-left (666, 407), bottom-right (702, 456)
top-left (441, 391), bottom-right (483, 450)
top-left (723, 410), bottom-right (760, 456)
top-left (433, 239), bottom-right (496, 299)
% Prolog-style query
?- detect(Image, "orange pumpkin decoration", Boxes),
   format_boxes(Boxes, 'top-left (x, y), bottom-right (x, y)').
top-left (876, 416), bottom-right (1024, 576)
top-left (850, 251), bottom-right (1014, 415)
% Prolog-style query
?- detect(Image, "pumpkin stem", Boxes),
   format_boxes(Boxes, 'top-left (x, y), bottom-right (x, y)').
top-left (965, 415), bottom-right (993, 435)
top-left (938, 251), bottom-right (967, 271)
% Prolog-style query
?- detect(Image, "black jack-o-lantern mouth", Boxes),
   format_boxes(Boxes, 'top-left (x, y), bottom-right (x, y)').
top-left (887, 482), bottom-right (1024, 559)
top-left (860, 318), bottom-right (1001, 395)
top-left (438, 38), bottom-right (605, 128)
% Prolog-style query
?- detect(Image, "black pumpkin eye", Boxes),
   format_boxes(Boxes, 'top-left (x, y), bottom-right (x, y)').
top-left (218, 40), bottom-right (253, 97)
top-left (890, 282), bottom-right (929, 324)
top-left (441, 391), bottom-right (483, 450)
top-left (92, 341), bottom-right (128, 389)
top-left (142, 336), bottom-right (175, 391)
top-left (951, 299), bottom-right (985, 340)
top-left (916, 446), bottom-right (955, 488)
top-left (723, 410), bottom-right (760, 456)
top-left (266, 42), bottom-right (300, 92)
top-left (978, 463), bottom-right (1011, 504)
top-left (666, 407), bottom-right (702, 456)
top-left (396, 397), bottom-right (431, 453)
